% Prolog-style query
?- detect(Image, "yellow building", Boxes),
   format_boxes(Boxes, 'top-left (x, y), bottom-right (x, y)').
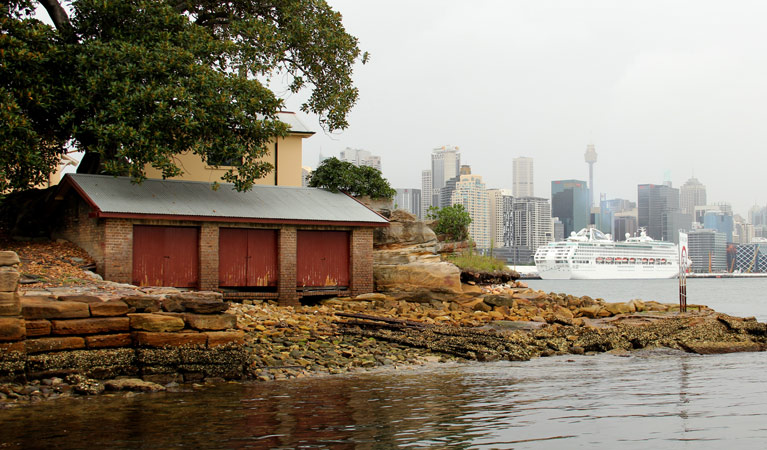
top-left (144, 112), bottom-right (314, 187)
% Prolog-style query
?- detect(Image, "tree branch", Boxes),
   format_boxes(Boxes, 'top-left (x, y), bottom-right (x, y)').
top-left (38, 0), bottom-right (71, 31)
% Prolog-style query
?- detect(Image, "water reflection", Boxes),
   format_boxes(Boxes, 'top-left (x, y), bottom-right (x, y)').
top-left (2, 351), bottom-right (767, 449)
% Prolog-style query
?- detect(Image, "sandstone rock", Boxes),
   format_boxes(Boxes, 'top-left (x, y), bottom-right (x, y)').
top-left (57, 295), bottom-right (104, 304)
top-left (0, 269), bottom-right (20, 292)
top-left (161, 297), bottom-right (186, 313)
top-left (184, 313), bottom-right (236, 331)
top-left (0, 251), bottom-right (20, 266)
top-left (604, 302), bottom-right (634, 316)
top-left (90, 300), bottom-right (130, 317)
top-left (25, 319), bottom-right (51, 337)
top-left (482, 294), bottom-right (514, 308)
top-left (0, 317), bottom-right (25, 341)
top-left (374, 262), bottom-right (462, 294)
top-left (122, 295), bottom-right (163, 312)
top-left (129, 313), bottom-right (185, 332)
top-left (515, 281), bottom-right (528, 289)
top-left (514, 291), bottom-right (547, 301)
top-left (133, 331), bottom-right (207, 348)
top-left (629, 299), bottom-right (645, 312)
top-left (180, 298), bottom-right (228, 314)
top-left (85, 333), bottom-right (132, 348)
top-left (206, 330), bottom-right (246, 347)
top-left (374, 220), bottom-right (437, 248)
top-left (578, 305), bottom-right (602, 319)
top-left (167, 291), bottom-right (223, 302)
top-left (104, 378), bottom-right (166, 392)
top-left (22, 297), bottom-right (90, 319)
top-left (26, 336), bottom-right (85, 353)
top-left (51, 317), bottom-right (130, 335)
top-left (0, 291), bottom-right (21, 316)
top-left (354, 293), bottom-right (386, 301)
top-left (682, 341), bottom-right (762, 354)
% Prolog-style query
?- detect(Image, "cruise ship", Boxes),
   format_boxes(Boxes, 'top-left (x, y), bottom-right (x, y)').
top-left (534, 228), bottom-right (679, 279)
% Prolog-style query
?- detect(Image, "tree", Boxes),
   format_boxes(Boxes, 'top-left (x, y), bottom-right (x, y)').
top-left (427, 204), bottom-right (472, 241)
top-left (308, 157), bottom-right (396, 199)
top-left (1, 0), bottom-right (366, 192)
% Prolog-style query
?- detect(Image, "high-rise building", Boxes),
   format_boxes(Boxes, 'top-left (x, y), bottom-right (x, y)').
top-left (487, 188), bottom-right (512, 248)
top-left (301, 166), bottom-right (312, 187)
top-left (703, 210), bottom-right (734, 243)
top-left (614, 215), bottom-right (638, 240)
top-left (395, 189), bottom-right (422, 219)
top-left (430, 145), bottom-right (461, 207)
top-left (512, 196), bottom-right (553, 260)
top-left (551, 179), bottom-right (590, 237)
top-left (502, 195), bottom-right (515, 247)
top-left (638, 183), bottom-right (687, 243)
top-left (598, 198), bottom-right (635, 236)
top-left (512, 157), bottom-right (534, 198)
top-left (451, 173), bottom-right (490, 249)
top-left (584, 144), bottom-right (598, 208)
top-left (421, 169), bottom-right (432, 218)
top-left (680, 177), bottom-right (707, 216)
top-left (339, 147), bottom-right (381, 171)
top-left (688, 229), bottom-right (727, 273)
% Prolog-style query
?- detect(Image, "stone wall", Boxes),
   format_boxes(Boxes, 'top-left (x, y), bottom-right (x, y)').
top-left (0, 252), bottom-right (247, 383)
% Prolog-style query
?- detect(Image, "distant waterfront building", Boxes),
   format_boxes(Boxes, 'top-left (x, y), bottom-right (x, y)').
top-left (487, 188), bottom-right (512, 248)
top-left (680, 177), bottom-right (707, 216)
top-left (421, 169), bottom-right (432, 217)
top-left (733, 240), bottom-right (767, 272)
top-left (552, 217), bottom-right (565, 242)
top-left (688, 229), bottom-right (727, 273)
top-left (703, 210), bottom-right (734, 243)
top-left (637, 183), bottom-right (687, 243)
top-left (512, 157), bottom-right (534, 198)
top-left (339, 147), bottom-right (381, 171)
top-left (733, 216), bottom-right (753, 244)
top-left (430, 145), bottom-right (461, 207)
top-left (512, 197), bottom-right (553, 263)
top-left (301, 166), bottom-right (312, 187)
top-left (598, 198), bottom-right (635, 236)
top-left (551, 179), bottom-right (590, 237)
top-left (451, 172), bottom-right (490, 249)
top-left (614, 215), bottom-right (638, 240)
top-left (502, 195), bottom-right (515, 247)
top-left (395, 189), bottom-right (422, 219)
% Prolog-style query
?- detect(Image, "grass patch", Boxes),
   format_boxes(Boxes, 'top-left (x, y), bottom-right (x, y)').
top-left (446, 253), bottom-right (508, 272)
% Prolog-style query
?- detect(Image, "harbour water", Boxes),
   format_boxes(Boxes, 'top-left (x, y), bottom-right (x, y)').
top-left (2, 278), bottom-right (766, 449)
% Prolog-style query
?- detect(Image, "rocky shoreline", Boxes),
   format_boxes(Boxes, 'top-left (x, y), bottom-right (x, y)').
top-left (3, 280), bottom-right (766, 408)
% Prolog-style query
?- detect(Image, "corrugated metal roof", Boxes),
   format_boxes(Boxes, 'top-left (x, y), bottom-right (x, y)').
top-left (64, 174), bottom-right (387, 225)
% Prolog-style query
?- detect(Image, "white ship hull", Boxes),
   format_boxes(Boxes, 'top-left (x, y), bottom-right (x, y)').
top-left (534, 228), bottom-right (679, 280)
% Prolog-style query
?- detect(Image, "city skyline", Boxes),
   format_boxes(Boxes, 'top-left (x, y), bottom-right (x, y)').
top-left (277, 1), bottom-right (767, 218)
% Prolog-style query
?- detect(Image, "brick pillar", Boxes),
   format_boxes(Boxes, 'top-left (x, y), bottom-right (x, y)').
top-left (104, 219), bottom-right (133, 283)
top-left (199, 223), bottom-right (219, 291)
top-left (350, 228), bottom-right (374, 297)
top-left (277, 227), bottom-right (299, 306)
top-left (0, 251), bottom-right (25, 343)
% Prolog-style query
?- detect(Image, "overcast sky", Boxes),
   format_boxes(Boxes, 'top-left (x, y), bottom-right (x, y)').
top-left (282, 0), bottom-right (767, 217)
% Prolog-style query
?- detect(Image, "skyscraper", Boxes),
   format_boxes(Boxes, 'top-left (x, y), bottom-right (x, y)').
top-left (637, 183), bottom-right (688, 243)
top-left (680, 177), bottom-right (707, 216)
top-left (451, 172), bottom-right (490, 249)
top-left (487, 188), bottom-right (512, 248)
top-left (513, 197), bottom-right (553, 258)
top-left (430, 146), bottom-right (461, 206)
top-left (395, 188), bottom-right (422, 219)
top-left (551, 179), bottom-right (590, 237)
top-left (512, 157), bottom-right (534, 198)
top-left (420, 169), bottom-right (432, 217)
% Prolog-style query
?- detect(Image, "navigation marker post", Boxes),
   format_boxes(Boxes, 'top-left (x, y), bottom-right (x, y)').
top-left (679, 231), bottom-right (688, 313)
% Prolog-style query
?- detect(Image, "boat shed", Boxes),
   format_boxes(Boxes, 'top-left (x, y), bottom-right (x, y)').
top-left (53, 174), bottom-right (388, 305)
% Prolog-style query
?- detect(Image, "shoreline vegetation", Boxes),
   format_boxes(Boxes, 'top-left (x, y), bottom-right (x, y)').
top-left (2, 240), bottom-right (766, 408)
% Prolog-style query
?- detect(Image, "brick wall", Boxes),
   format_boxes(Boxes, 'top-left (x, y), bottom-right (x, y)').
top-left (104, 219), bottom-right (133, 284)
top-left (200, 223), bottom-right (219, 290)
top-left (53, 197), bottom-right (106, 276)
top-left (350, 228), bottom-right (374, 296)
top-left (278, 227), bottom-right (299, 306)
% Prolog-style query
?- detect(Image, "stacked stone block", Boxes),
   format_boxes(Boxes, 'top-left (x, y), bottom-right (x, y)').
top-left (0, 251), bottom-right (25, 379)
top-left (0, 258), bottom-right (247, 382)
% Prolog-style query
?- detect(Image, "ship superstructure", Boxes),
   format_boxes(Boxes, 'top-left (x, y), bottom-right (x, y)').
top-left (534, 228), bottom-right (679, 279)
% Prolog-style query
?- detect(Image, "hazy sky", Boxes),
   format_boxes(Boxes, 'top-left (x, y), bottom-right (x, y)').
top-left (282, 0), bottom-right (767, 217)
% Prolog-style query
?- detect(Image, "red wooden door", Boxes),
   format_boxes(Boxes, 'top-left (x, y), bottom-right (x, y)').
top-left (219, 228), bottom-right (278, 287)
top-left (296, 231), bottom-right (349, 288)
top-left (133, 225), bottom-right (199, 287)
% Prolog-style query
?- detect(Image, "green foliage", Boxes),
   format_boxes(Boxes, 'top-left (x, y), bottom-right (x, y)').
top-left (308, 157), bottom-right (396, 199)
top-left (1, 0), bottom-right (365, 192)
top-left (427, 204), bottom-right (472, 241)
top-left (447, 253), bottom-right (508, 272)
